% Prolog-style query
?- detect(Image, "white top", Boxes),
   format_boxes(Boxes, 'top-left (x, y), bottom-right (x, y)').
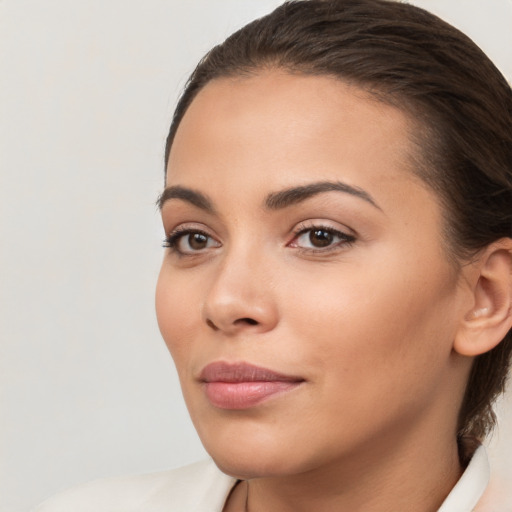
top-left (34, 445), bottom-right (490, 512)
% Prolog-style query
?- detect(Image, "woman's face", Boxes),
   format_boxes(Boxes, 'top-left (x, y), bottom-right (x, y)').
top-left (156, 71), bottom-right (470, 479)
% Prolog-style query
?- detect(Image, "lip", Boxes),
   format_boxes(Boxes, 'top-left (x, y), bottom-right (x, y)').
top-left (199, 361), bottom-right (305, 410)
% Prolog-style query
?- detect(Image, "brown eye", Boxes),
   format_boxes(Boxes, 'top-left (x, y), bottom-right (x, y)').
top-left (177, 231), bottom-right (219, 253)
top-left (188, 233), bottom-right (209, 250)
top-left (291, 225), bottom-right (356, 251)
top-left (309, 229), bottom-right (333, 247)
top-left (164, 229), bottom-right (221, 254)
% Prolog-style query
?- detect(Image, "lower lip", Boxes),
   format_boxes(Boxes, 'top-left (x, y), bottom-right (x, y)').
top-left (203, 381), bottom-right (302, 409)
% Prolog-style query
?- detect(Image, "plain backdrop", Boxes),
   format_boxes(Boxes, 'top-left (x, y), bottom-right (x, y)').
top-left (1, 1), bottom-right (511, 511)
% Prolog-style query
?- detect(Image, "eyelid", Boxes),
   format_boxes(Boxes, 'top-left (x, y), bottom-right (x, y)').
top-left (287, 221), bottom-right (356, 252)
top-left (164, 221), bottom-right (215, 240)
top-left (163, 223), bottom-right (221, 255)
top-left (291, 219), bottom-right (356, 238)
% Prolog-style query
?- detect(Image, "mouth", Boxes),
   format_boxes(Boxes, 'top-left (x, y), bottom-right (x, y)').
top-left (198, 361), bottom-right (305, 410)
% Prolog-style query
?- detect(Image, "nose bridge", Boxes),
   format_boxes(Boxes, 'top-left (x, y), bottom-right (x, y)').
top-left (202, 238), bottom-right (278, 334)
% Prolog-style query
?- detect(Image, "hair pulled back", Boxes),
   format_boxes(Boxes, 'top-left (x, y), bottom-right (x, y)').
top-left (165, 0), bottom-right (512, 441)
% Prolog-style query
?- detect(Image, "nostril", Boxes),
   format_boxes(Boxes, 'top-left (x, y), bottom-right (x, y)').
top-left (205, 317), bottom-right (260, 331)
top-left (206, 319), bottom-right (219, 330)
top-left (236, 317), bottom-right (259, 326)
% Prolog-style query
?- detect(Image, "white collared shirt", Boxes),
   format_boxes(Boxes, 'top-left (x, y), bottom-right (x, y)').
top-left (438, 445), bottom-right (489, 512)
top-left (34, 445), bottom-right (492, 512)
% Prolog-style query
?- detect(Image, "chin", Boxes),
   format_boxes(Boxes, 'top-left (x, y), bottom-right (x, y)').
top-left (196, 421), bottom-right (329, 480)
top-left (198, 430), bottom-right (284, 478)
top-left (208, 449), bottom-right (298, 480)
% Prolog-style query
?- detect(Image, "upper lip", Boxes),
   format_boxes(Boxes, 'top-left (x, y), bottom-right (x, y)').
top-left (199, 361), bottom-right (304, 383)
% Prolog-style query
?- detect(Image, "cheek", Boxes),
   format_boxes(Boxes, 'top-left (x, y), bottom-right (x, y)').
top-left (155, 267), bottom-right (199, 367)
top-left (284, 252), bottom-right (458, 395)
top-left (277, 270), bottom-right (457, 452)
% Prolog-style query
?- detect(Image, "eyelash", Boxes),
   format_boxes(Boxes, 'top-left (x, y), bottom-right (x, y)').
top-left (162, 227), bottom-right (213, 256)
top-left (289, 223), bottom-right (356, 253)
top-left (162, 224), bottom-right (356, 255)
top-left (162, 227), bottom-right (214, 252)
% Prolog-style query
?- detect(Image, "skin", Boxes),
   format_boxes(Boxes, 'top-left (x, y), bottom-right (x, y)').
top-left (156, 71), bottom-right (479, 512)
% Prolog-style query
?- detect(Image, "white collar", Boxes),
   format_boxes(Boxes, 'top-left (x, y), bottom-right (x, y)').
top-left (209, 445), bottom-right (490, 512)
top-left (437, 445), bottom-right (489, 512)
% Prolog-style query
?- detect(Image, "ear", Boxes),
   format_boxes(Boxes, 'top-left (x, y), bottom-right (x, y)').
top-left (454, 238), bottom-right (512, 357)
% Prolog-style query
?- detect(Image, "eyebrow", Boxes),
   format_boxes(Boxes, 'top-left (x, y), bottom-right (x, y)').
top-left (157, 186), bottom-right (215, 212)
top-left (265, 181), bottom-right (381, 210)
top-left (157, 180), bottom-right (381, 212)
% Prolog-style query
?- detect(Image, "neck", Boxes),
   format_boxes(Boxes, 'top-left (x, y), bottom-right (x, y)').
top-left (233, 430), bottom-right (463, 512)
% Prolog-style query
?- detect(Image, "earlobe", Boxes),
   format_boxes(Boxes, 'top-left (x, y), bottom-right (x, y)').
top-left (454, 239), bottom-right (512, 357)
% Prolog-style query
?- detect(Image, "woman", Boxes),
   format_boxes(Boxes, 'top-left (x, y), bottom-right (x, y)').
top-left (36, 0), bottom-right (512, 510)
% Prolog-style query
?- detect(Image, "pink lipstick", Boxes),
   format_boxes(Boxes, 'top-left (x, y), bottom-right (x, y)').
top-left (199, 362), bottom-right (304, 410)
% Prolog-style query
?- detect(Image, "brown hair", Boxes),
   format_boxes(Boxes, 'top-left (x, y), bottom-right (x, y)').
top-left (164, 0), bottom-right (512, 441)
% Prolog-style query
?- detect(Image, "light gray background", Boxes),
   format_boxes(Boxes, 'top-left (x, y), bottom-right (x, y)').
top-left (1, 1), bottom-right (511, 511)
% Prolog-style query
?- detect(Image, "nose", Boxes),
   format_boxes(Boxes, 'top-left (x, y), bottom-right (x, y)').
top-left (202, 251), bottom-right (279, 336)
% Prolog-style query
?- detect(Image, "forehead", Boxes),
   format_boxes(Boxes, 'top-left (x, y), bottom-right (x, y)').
top-left (166, 71), bottom-right (424, 207)
top-left (165, 70), bottom-right (451, 265)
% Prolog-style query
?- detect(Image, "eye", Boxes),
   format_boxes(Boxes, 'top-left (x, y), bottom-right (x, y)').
top-left (289, 225), bottom-right (355, 251)
top-left (163, 228), bottom-right (221, 255)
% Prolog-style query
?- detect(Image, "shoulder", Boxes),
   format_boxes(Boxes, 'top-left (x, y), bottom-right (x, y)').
top-left (33, 459), bottom-right (237, 512)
